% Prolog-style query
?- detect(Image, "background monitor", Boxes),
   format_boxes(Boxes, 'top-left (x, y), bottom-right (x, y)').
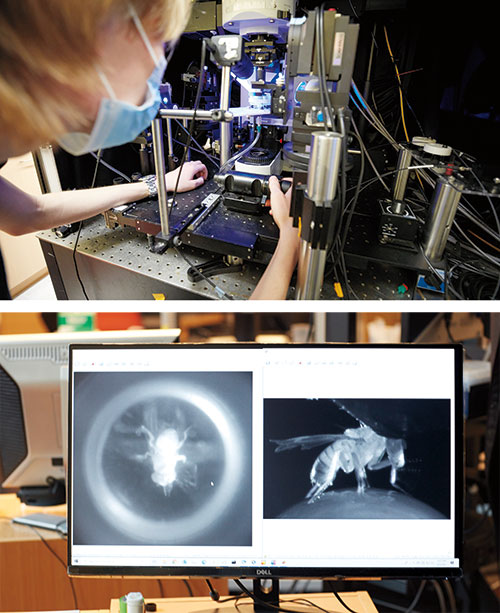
top-left (0, 329), bottom-right (180, 504)
top-left (68, 343), bottom-right (463, 580)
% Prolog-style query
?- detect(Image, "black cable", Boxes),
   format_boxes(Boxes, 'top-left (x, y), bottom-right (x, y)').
top-left (29, 526), bottom-right (78, 609)
top-left (169, 40), bottom-right (207, 216)
top-left (315, 6), bottom-right (335, 131)
top-left (338, 123), bottom-right (366, 254)
top-left (431, 580), bottom-right (446, 613)
top-left (233, 580), bottom-right (344, 613)
top-left (172, 120), bottom-right (219, 165)
top-left (325, 582), bottom-right (358, 613)
top-left (72, 149), bottom-right (101, 300)
top-left (183, 580), bottom-right (194, 597)
top-left (404, 580), bottom-right (426, 613)
top-left (157, 580), bottom-right (165, 597)
top-left (205, 579), bottom-right (242, 604)
top-left (173, 245), bottom-right (233, 300)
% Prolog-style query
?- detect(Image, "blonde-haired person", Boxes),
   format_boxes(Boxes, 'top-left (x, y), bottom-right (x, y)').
top-left (0, 0), bottom-right (299, 300)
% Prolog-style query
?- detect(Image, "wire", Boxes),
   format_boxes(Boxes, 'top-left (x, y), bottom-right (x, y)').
top-left (329, 590), bottom-right (358, 613)
top-left (404, 580), bottom-right (426, 613)
top-left (441, 580), bottom-right (457, 613)
top-left (172, 120), bottom-right (219, 165)
top-left (72, 149), bottom-right (102, 300)
top-left (219, 124), bottom-right (261, 174)
top-left (430, 580), bottom-right (447, 613)
top-left (205, 579), bottom-right (240, 604)
top-left (383, 26), bottom-right (409, 142)
top-left (173, 245), bottom-right (233, 300)
top-left (172, 137), bottom-right (219, 167)
top-left (169, 39), bottom-right (207, 215)
top-left (183, 580), bottom-right (194, 597)
top-left (29, 526), bottom-right (78, 609)
top-left (233, 579), bottom-right (348, 613)
top-left (315, 6), bottom-right (335, 131)
top-left (88, 151), bottom-right (131, 182)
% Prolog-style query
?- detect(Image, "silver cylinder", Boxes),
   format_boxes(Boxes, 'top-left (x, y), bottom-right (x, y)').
top-left (151, 117), bottom-right (170, 236)
top-left (306, 132), bottom-right (343, 203)
top-left (165, 118), bottom-right (174, 155)
top-left (159, 108), bottom-right (233, 121)
top-left (392, 147), bottom-right (413, 202)
top-left (296, 239), bottom-right (327, 300)
top-left (220, 65), bottom-right (232, 166)
top-left (423, 178), bottom-right (463, 261)
top-left (182, 118), bottom-right (191, 161)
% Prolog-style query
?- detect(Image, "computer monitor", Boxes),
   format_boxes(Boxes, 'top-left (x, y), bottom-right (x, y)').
top-left (0, 329), bottom-right (180, 504)
top-left (68, 343), bottom-right (463, 580)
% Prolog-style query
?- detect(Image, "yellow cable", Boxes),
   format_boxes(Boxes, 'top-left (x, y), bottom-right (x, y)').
top-left (383, 25), bottom-right (409, 142)
top-left (384, 25), bottom-right (424, 190)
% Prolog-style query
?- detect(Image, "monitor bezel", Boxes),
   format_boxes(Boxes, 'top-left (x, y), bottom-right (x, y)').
top-left (67, 342), bottom-right (464, 579)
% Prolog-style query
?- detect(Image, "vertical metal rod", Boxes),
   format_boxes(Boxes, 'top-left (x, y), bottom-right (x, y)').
top-left (182, 119), bottom-right (191, 161)
top-left (392, 147), bottom-right (413, 202)
top-left (423, 178), bottom-right (463, 261)
top-left (296, 132), bottom-right (343, 300)
top-left (165, 118), bottom-right (174, 156)
top-left (220, 65), bottom-right (232, 165)
top-left (151, 117), bottom-right (170, 236)
top-left (296, 240), bottom-right (327, 300)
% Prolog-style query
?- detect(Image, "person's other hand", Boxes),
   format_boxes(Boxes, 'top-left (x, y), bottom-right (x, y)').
top-left (166, 160), bottom-right (208, 192)
top-left (268, 175), bottom-right (296, 238)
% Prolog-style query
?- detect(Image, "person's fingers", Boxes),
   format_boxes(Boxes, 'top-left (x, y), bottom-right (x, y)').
top-left (197, 163), bottom-right (208, 179)
top-left (193, 176), bottom-right (205, 188)
top-left (268, 175), bottom-right (281, 197)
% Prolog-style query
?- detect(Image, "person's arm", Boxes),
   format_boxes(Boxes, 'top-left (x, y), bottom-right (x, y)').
top-left (250, 176), bottom-right (300, 300)
top-left (0, 160), bottom-right (207, 236)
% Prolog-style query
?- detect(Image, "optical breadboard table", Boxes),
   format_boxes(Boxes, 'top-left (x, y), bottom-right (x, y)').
top-left (37, 218), bottom-right (274, 300)
top-left (38, 216), bottom-right (422, 300)
top-left (110, 593), bottom-right (378, 613)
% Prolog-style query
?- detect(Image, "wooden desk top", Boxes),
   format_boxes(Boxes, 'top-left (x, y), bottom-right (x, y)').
top-left (110, 593), bottom-right (378, 613)
top-left (0, 493), bottom-right (66, 543)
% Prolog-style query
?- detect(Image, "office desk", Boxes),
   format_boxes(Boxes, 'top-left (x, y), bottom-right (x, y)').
top-left (110, 593), bottom-right (378, 613)
top-left (0, 494), bottom-right (226, 611)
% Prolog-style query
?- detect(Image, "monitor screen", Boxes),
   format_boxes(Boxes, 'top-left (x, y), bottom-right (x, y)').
top-left (68, 343), bottom-right (463, 579)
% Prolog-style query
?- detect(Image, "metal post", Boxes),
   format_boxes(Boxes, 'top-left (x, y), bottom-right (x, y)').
top-left (164, 117), bottom-right (176, 171)
top-left (296, 132), bottom-right (343, 300)
top-left (296, 240), bottom-right (328, 300)
top-left (423, 177), bottom-right (463, 261)
top-left (392, 147), bottom-right (413, 203)
top-left (159, 108), bottom-right (233, 121)
top-left (182, 118), bottom-right (191, 161)
top-left (151, 117), bottom-right (170, 237)
top-left (220, 65), bottom-right (232, 165)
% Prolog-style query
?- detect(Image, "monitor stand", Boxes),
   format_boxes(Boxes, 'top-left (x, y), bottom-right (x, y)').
top-left (252, 579), bottom-right (280, 612)
top-left (16, 479), bottom-right (65, 506)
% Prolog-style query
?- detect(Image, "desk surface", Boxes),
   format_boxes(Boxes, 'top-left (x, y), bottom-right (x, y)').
top-left (0, 493), bottom-right (65, 543)
top-left (110, 593), bottom-right (378, 613)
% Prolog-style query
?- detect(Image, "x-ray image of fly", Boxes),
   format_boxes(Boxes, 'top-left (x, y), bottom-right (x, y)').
top-left (271, 402), bottom-right (406, 502)
top-left (133, 405), bottom-right (198, 496)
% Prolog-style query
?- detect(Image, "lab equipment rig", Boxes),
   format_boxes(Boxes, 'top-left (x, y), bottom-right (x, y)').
top-left (35, 0), bottom-right (500, 300)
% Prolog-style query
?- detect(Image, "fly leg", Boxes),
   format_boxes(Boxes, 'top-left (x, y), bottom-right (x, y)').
top-left (354, 462), bottom-right (367, 493)
top-left (134, 425), bottom-right (155, 461)
top-left (306, 450), bottom-right (341, 503)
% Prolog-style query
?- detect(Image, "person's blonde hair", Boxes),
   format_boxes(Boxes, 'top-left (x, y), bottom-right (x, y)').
top-left (0, 0), bottom-right (192, 154)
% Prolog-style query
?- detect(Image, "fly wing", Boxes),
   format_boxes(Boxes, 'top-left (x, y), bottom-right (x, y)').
top-left (271, 434), bottom-right (343, 452)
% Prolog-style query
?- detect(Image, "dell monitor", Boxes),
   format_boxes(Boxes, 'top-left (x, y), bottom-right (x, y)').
top-left (68, 343), bottom-right (463, 585)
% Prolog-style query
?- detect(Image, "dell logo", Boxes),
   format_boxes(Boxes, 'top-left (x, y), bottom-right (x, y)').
top-left (256, 569), bottom-right (272, 576)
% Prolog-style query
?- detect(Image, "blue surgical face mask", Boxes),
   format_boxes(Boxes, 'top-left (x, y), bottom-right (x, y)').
top-left (58, 4), bottom-right (166, 156)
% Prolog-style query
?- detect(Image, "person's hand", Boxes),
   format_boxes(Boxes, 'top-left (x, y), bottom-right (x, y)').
top-left (268, 175), bottom-right (297, 239)
top-left (166, 160), bottom-right (208, 193)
